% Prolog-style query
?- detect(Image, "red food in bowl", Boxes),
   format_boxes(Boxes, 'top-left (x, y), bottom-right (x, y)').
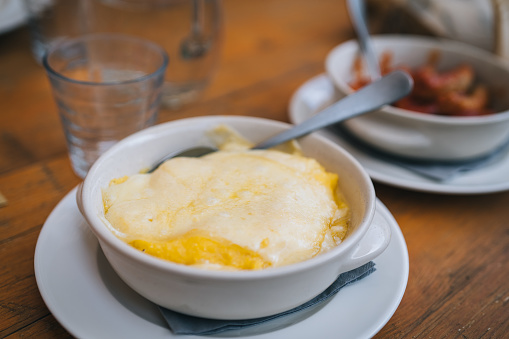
top-left (350, 51), bottom-right (494, 117)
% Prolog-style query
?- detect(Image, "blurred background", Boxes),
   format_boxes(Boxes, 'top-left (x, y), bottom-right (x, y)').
top-left (1, 0), bottom-right (508, 172)
top-left (22, 0), bottom-right (223, 108)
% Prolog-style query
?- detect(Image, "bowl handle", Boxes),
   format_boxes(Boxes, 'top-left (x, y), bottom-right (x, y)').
top-left (341, 206), bottom-right (392, 272)
top-left (75, 182), bottom-right (85, 216)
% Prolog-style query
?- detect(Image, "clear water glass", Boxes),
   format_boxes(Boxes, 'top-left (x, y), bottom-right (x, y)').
top-left (43, 33), bottom-right (168, 178)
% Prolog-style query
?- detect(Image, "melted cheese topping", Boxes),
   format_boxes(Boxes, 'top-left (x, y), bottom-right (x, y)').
top-left (102, 136), bottom-right (349, 270)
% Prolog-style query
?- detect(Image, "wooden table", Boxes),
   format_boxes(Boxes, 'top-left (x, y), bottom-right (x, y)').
top-left (1, 0), bottom-right (508, 337)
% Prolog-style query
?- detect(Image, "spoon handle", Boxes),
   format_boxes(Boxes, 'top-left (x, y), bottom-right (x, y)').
top-left (254, 70), bottom-right (413, 150)
top-left (347, 0), bottom-right (381, 80)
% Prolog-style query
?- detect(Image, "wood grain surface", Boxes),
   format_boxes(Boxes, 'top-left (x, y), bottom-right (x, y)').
top-left (0, 0), bottom-right (508, 338)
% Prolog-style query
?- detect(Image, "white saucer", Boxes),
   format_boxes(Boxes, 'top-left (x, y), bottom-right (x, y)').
top-left (35, 188), bottom-right (409, 339)
top-left (289, 74), bottom-right (509, 195)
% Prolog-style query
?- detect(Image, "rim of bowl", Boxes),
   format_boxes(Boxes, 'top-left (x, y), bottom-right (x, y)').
top-left (81, 115), bottom-right (377, 281)
top-left (326, 34), bottom-right (509, 126)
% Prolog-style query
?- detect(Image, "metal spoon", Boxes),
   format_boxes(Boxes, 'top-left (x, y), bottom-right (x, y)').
top-left (148, 70), bottom-right (413, 173)
top-left (347, 0), bottom-right (381, 80)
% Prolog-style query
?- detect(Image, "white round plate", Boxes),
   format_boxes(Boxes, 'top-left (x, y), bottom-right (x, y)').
top-left (289, 74), bottom-right (509, 195)
top-left (0, 0), bottom-right (27, 34)
top-left (35, 187), bottom-right (409, 339)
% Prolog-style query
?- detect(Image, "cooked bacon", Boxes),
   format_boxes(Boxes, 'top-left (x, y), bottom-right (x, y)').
top-left (349, 51), bottom-right (493, 117)
top-left (438, 85), bottom-right (490, 116)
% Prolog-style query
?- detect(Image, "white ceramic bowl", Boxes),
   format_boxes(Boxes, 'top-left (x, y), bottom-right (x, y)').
top-left (77, 115), bottom-right (391, 320)
top-left (326, 35), bottom-right (509, 161)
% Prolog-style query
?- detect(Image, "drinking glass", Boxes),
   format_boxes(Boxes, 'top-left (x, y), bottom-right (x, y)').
top-left (43, 33), bottom-right (168, 178)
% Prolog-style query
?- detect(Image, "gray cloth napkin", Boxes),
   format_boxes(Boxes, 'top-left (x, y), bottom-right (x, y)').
top-left (159, 261), bottom-right (376, 336)
top-left (332, 125), bottom-right (509, 182)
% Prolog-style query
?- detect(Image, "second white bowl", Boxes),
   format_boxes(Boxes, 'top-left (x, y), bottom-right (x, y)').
top-left (326, 35), bottom-right (509, 161)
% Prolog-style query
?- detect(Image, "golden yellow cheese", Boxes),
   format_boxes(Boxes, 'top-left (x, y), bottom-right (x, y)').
top-left (102, 126), bottom-right (350, 270)
top-left (130, 229), bottom-right (270, 270)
